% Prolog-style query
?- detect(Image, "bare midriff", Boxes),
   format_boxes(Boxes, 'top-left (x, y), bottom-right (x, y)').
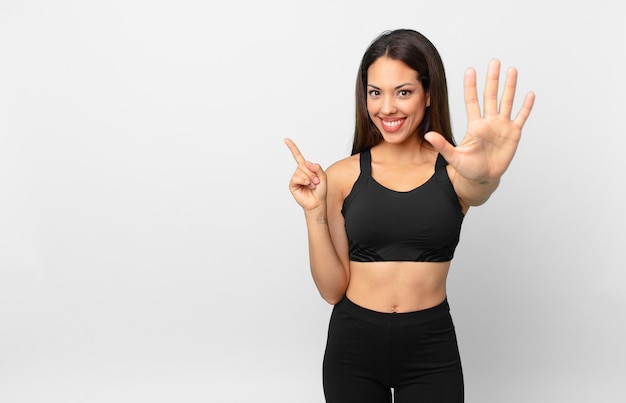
top-left (346, 261), bottom-right (451, 313)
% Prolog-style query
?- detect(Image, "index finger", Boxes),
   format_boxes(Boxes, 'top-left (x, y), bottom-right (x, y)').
top-left (284, 137), bottom-right (306, 164)
top-left (464, 67), bottom-right (481, 122)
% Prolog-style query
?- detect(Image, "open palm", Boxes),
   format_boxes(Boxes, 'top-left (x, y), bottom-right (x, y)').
top-left (425, 59), bottom-right (535, 182)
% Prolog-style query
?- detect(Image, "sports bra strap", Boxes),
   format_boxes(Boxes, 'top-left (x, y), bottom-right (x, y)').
top-left (434, 153), bottom-right (447, 171)
top-left (341, 149), bottom-right (371, 215)
top-left (362, 148), bottom-right (446, 175)
top-left (359, 148), bottom-right (372, 176)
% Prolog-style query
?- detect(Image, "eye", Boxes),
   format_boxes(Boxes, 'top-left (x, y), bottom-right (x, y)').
top-left (368, 89), bottom-right (380, 97)
top-left (398, 89), bottom-right (412, 97)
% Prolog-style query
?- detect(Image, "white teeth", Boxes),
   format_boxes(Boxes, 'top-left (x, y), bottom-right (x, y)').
top-left (382, 119), bottom-right (403, 127)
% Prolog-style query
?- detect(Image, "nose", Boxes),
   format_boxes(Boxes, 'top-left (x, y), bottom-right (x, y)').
top-left (381, 95), bottom-right (397, 115)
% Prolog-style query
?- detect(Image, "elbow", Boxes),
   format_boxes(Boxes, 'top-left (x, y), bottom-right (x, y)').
top-left (318, 281), bottom-right (348, 305)
top-left (313, 266), bottom-right (349, 305)
top-left (322, 292), bottom-right (345, 305)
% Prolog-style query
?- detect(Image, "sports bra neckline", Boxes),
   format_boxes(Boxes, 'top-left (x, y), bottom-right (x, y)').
top-left (369, 171), bottom-right (437, 194)
top-left (360, 148), bottom-right (446, 194)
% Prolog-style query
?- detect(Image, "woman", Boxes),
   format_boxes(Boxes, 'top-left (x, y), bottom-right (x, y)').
top-left (285, 29), bottom-right (534, 403)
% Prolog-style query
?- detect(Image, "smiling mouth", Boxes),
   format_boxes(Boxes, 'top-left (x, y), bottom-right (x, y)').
top-left (381, 118), bottom-right (406, 131)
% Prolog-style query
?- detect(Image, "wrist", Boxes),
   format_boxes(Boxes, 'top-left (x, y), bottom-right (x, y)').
top-left (304, 204), bottom-right (328, 224)
top-left (457, 172), bottom-right (501, 187)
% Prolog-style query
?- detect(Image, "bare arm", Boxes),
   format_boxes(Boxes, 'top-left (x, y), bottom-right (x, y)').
top-left (284, 138), bottom-right (349, 304)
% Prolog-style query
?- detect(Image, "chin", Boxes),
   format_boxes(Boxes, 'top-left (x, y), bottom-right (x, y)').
top-left (380, 132), bottom-right (414, 145)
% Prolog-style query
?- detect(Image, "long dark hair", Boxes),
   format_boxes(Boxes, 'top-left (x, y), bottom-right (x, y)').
top-left (352, 29), bottom-right (455, 155)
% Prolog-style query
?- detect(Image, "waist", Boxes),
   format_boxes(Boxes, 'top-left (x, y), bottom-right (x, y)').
top-left (335, 294), bottom-right (451, 326)
top-left (346, 261), bottom-right (450, 313)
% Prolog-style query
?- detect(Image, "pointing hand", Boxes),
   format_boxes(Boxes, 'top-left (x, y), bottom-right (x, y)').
top-left (284, 138), bottom-right (327, 212)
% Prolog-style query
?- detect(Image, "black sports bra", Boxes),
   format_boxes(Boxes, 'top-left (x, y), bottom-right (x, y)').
top-left (342, 149), bottom-right (464, 262)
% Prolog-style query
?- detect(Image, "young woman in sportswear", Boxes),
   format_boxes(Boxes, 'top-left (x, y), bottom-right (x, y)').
top-left (285, 29), bottom-right (535, 403)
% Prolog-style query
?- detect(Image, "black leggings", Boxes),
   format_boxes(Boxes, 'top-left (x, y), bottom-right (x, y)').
top-left (323, 296), bottom-right (464, 403)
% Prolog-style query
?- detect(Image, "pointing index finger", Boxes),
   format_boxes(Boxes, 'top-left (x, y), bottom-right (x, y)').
top-left (284, 137), bottom-right (306, 164)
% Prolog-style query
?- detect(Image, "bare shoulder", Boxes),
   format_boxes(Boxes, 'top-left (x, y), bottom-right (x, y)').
top-left (326, 154), bottom-right (361, 200)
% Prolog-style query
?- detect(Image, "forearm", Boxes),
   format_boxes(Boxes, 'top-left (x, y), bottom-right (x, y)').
top-left (453, 175), bottom-right (501, 206)
top-left (304, 206), bottom-right (349, 304)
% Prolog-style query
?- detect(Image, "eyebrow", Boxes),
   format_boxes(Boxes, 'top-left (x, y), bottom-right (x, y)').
top-left (367, 82), bottom-right (415, 90)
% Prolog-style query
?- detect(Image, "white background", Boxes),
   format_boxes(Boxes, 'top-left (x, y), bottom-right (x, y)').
top-left (1, 1), bottom-right (625, 402)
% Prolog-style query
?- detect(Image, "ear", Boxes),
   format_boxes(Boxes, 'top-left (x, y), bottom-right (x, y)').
top-left (426, 91), bottom-right (431, 107)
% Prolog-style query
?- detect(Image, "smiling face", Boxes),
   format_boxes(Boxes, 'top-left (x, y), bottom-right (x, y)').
top-left (366, 56), bottom-right (430, 146)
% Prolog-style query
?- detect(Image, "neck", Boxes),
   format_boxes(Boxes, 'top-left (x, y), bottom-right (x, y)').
top-left (373, 138), bottom-right (435, 164)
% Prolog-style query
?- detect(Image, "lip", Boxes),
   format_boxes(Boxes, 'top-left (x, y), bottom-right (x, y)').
top-left (379, 117), bottom-right (406, 133)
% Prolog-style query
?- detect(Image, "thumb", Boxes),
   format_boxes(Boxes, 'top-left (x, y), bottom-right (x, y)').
top-left (424, 131), bottom-right (456, 163)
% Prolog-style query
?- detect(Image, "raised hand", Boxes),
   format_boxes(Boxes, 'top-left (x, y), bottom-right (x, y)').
top-left (425, 59), bottom-right (535, 183)
top-left (284, 138), bottom-right (327, 212)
